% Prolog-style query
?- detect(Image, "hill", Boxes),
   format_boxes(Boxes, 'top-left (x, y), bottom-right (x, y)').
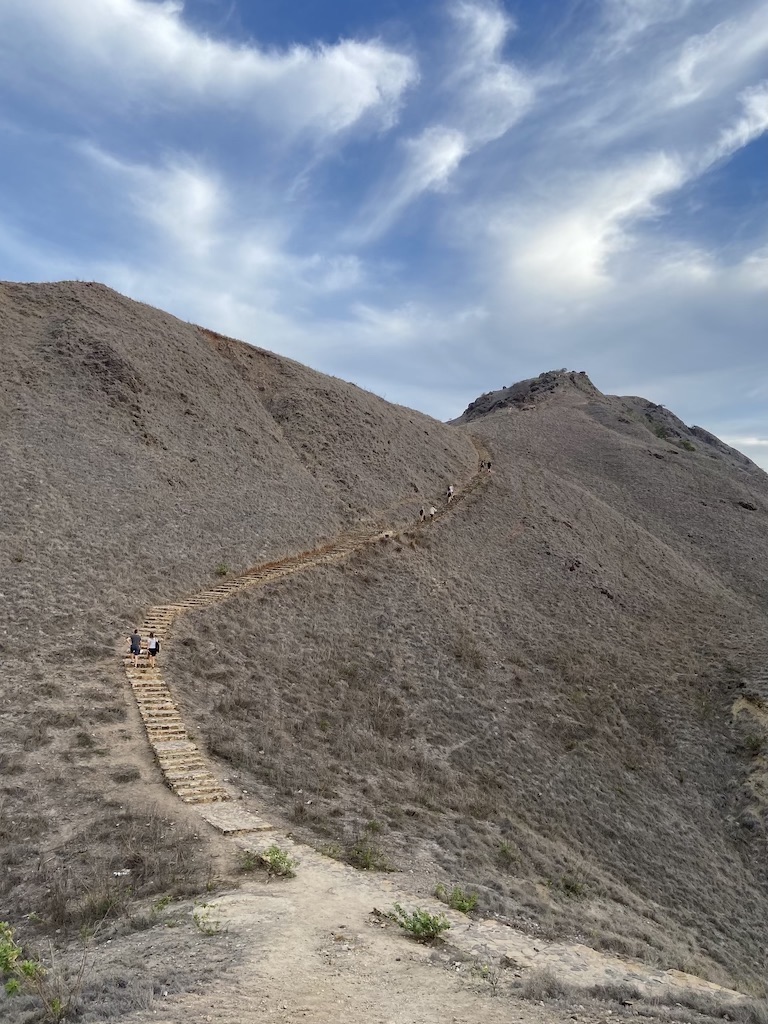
top-left (165, 368), bottom-right (768, 992)
top-left (2, 284), bottom-right (768, 1019)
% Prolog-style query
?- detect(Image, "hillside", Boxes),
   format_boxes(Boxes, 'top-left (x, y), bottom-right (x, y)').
top-left (0, 281), bottom-right (475, 994)
top-left (166, 370), bottom-right (768, 990)
top-left (2, 284), bottom-right (768, 1020)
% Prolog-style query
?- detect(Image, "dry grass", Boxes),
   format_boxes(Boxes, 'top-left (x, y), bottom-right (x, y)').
top-left (3, 284), bottom-right (768, 1011)
top-left (164, 381), bottom-right (768, 993)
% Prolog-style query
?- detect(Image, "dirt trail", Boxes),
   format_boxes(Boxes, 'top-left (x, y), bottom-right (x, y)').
top-left (119, 445), bottom-right (748, 1021)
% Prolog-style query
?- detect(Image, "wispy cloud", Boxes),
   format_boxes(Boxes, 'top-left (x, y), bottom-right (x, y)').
top-left (355, 1), bottom-right (535, 239)
top-left (492, 152), bottom-right (685, 296)
top-left (0, 0), bottom-right (417, 137)
top-left (708, 80), bottom-right (768, 161)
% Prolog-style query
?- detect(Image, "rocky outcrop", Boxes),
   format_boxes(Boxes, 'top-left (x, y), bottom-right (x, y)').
top-left (453, 369), bottom-right (599, 423)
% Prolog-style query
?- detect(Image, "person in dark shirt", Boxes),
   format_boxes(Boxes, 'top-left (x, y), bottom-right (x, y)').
top-left (129, 629), bottom-right (142, 668)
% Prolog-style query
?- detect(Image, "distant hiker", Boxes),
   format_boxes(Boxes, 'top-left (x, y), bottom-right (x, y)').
top-left (486, 461), bottom-right (492, 474)
top-left (429, 505), bottom-right (437, 520)
top-left (129, 629), bottom-right (142, 668)
top-left (147, 632), bottom-right (160, 667)
top-left (446, 485), bottom-right (455, 503)
top-left (419, 506), bottom-right (426, 522)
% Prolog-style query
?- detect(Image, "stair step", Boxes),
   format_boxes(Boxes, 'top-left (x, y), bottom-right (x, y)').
top-left (166, 772), bottom-right (217, 785)
top-left (179, 791), bottom-right (229, 804)
top-left (175, 782), bottom-right (227, 796)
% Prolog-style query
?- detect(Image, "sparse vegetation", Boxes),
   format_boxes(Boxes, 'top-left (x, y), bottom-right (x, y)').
top-left (347, 833), bottom-right (391, 871)
top-left (496, 841), bottom-right (518, 870)
top-left (434, 883), bottom-right (478, 913)
top-left (550, 872), bottom-right (588, 899)
top-left (0, 920), bottom-right (90, 1022)
top-left (237, 850), bottom-right (261, 873)
top-left (389, 904), bottom-right (450, 943)
top-left (215, 563), bottom-right (230, 577)
top-left (259, 845), bottom-right (297, 878)
top-left (192, 902), bottom-right (224, 936)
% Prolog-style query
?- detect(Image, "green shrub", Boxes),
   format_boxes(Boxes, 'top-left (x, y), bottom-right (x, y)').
top-left (390, 903), bottom-right (450, 942)
top-left (215, 563), bottom-right (229, 577)
top-left (497, 840), bottom-right (518, 869)
top-left (550, 873), bottom-right (587, 898)
top-left (260, 844), bottom-right (297, 878)
top-left (348, 835), bottom-right (390, 871)
top-left (434, 883), bottom-right (478, 913)
top-left (237, 850), bottom-right (261, 873)
top-left (744, 734), bottom-right (763, 755)
top-left (192, 902), bottom-right (224, 936)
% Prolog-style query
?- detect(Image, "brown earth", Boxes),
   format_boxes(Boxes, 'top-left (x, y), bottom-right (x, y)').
top-left (2, 282), bottom-right (768, 1022)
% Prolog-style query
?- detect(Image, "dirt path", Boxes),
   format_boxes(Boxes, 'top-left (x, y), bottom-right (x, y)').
top-left (117, 446), bottom-right (748, 1022)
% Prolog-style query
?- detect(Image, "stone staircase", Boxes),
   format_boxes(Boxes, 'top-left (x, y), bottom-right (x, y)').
top-left (123, 443), bottom-right (491, 817)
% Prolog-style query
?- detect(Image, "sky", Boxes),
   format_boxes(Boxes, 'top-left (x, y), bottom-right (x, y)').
top-left (1, 0), bottom-right (766, 467)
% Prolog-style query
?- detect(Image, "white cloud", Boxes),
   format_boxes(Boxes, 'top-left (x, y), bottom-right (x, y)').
top-left (602, 0), bottom-right (698, 51)
top-left (666, 8), bottom-right (768, 107)
top-left (83, 147), bottom-right (228, 259)
top-left (449, 1), bottom-right (535, 145)
top-left (726, 437), bottom-right (768, 447)
top-left (0, 0), bottom-right (417, 137)
top-left (355, 127), bottom-right (469, 241)
top-left (355, 1), bottom-right (535, 239)
top-left (496, 153), bottom-right (685, 295)
top-left (709, 80), bottom-right (768, 161)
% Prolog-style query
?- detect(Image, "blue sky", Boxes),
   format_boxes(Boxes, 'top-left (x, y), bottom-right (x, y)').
top-left (1, 0), bottom-right (767, 467)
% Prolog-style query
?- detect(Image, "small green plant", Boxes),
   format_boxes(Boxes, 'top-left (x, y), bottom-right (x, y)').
top-left (237, 849), bottom-right (261, 873)
top-left (390, 904), bottom-right (450, 943)
top-left (653, 423), bottom-right (669, 439)
top-left (550, 873), bottom-right (587, 898)
top-left (744, 734), bottom-right (763, 755)
top-left (434, 883), bottom-right (478, 913)
top-left (0, 920), bottom-right (89, 1022)
top-left (348, 835), bottom-right (390, 871)
top-left (473, 961), bottom-right (501, 994)
top-left (315, 841), bottom-right (343, 859)
top-left (215, 563), bottom-right (230, 577)
top-left (497, 840), bottom-right (518, 869)
top-left (679, 439), bottom-right (695, 452)
top-left (192, 902), bottom-right (224, 935)
top-left (260, 844), bottom-right (297, 878)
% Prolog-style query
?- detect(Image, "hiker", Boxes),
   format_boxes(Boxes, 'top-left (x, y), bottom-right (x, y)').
top-left (129, 629), bottom-right (142, 668)
top-left (419, 506), bottom-right (426, 522)
top-left (486, 460), bottom-right (492, 473)
top-left (147, 632), bottom-right (160, 667)
top-left (446, 485), bottom-right (454, 503)
top-left (429, 505), bottom-right (437, 520)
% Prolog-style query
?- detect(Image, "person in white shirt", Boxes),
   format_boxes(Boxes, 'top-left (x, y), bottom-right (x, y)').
top-left (147, 632), bottom-right (160, 667)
